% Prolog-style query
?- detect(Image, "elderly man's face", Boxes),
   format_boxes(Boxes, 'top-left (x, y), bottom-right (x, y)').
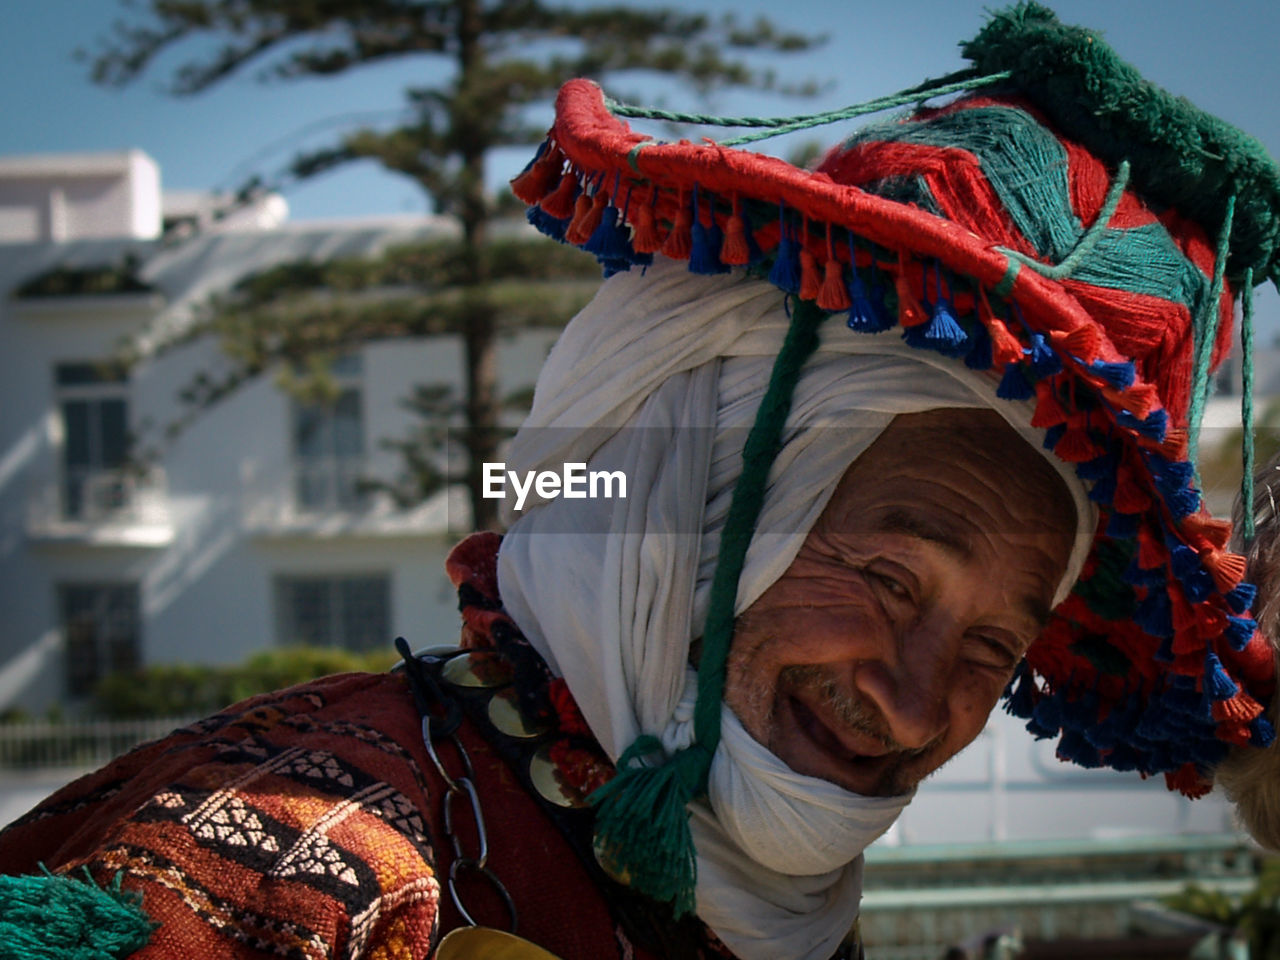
top-left (724, 408), bottom-right (1077, 797)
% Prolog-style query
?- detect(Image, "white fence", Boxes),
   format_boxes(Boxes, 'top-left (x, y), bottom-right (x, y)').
top-left (0, 717), bottom-right (194, 770)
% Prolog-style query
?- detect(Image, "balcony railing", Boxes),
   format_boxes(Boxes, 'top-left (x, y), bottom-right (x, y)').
top-left (26, 466), bottom-right (173, 545)
top-left (241, 457), bottom-right (463, 536)
top-left (0, 716), bottom-right (195, 770)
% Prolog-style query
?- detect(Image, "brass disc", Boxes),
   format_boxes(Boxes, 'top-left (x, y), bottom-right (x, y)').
top-left (441, 651), bottom-right (514, 688)
top-left (528, 745), bottom-right (589, 809)
top-left (435, 926), bottom-right (563, 960)
top-left (488, 688), bottom-right (550, 739)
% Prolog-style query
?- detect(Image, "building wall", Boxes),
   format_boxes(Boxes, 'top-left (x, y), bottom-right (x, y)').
top-left (0, 276), bottom-right (561, 715)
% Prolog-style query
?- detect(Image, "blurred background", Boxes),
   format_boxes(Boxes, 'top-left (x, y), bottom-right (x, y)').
top-left (2, 1), bottom-right (1279, 956)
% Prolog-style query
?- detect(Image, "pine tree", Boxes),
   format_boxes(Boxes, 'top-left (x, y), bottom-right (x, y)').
top-left (88, 0), bottom-right (818, 528)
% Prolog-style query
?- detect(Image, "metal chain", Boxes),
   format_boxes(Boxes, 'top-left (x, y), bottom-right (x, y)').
top-left (419, 683), bottom-right (519, 933)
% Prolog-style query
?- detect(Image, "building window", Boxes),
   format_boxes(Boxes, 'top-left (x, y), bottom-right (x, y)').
top-left (59, 583), bottom-right (141, 697)
top-left (55, 361), bottom-right (130, 520)
top-left (274, 575), bottom-right (390, 652)
top-left (292, 353), bottom-right (365, 511)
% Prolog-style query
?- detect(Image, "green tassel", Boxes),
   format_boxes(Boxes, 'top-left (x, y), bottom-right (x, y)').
top-left (0, 867), bottom-right (155, 959)
top-left (589, 736), bottom-right (708, 917)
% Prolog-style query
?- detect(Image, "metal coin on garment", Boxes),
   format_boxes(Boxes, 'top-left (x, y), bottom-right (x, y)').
top-left (528, 745), bottom-right (589, 809)
top-left (442, 651), bottom-right (514, 689)
top-left (434, 927), bottom-right (563, 960)
top-left (488, 687), bottom-right (550, 739)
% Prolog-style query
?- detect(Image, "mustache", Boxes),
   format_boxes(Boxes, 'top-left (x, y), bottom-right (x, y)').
top-left (777, 664), bottom-right (928, 759)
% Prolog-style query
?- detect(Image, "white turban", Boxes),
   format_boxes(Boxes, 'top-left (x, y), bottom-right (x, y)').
top-left (497, 257), bottom-right (1094, 959)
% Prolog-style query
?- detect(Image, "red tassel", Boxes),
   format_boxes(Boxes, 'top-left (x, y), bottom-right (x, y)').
top-left (978, 293), bottom-right (1023, 364)
top-left (1205, 549), bottom-right (1248, 594)
top-left (799, 247), bottom-right (821, 301)
top-left (661, 198), bottom-right (693, 259)
top-left (565, 192), bottom-right (596, 245)
top-left (1165, 763), bottom-right (1212, 799)
top-left (1137, 525), bottom-right (1167, 570)
top-left (1213, 691), bottom-right (1264, 724)
top-left (540, 171), bottom-right (580, 219)
top-left (631, 201), bottom-right (662, 254)
top-left (1050, 325), bottom-right (1101, 363)
top-left (895, 271), bottom-right (928, 328)
top-left (511, 145), bottom-right (564, 205)
top-left (1053, 427), bottom-right (1103, 463)
top-left (818, 258), bottom-right (851, 311)
top-left (1113, 463), bottom-right (1152, 514)
top-left (1181, 514), bottom-right (1233, 551)
top-left (721, 199), bottom-right (751, 266)
top-left (1217, 721), bottom-right (1256, 746)
top-left (1031, 380), bottom-right (1069, 428)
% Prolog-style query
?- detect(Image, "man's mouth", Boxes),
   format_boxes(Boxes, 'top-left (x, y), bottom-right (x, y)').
top-left (773, 691), bottom-right (906, 796)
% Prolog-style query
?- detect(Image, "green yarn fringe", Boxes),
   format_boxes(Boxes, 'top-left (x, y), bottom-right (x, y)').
top-left (964, 1), bottom-right (1280, 286)
top-left (0, 867), bottom-right (155, 959)
top-left (588, 736), bottom-right (706, 917)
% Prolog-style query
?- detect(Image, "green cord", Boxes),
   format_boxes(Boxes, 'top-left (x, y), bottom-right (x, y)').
top-left (1188, 194), bottom-right (1236, 467)
top-left (603, 69), bottom-right (1012, 149)
top-left (1242, 266), bottom-right (1256, 542)
top-left (694, 296), bottom-right (829, 757)
top-left (997, 160), bottom-right (1130, 281)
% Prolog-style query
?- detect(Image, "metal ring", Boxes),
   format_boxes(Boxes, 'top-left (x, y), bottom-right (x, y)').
top-left (448, 858), bottom-right (518, 933)
top-left (422, 725), bottom-right (475, 791)
top-left (443, 777), bottom-right (488, 867)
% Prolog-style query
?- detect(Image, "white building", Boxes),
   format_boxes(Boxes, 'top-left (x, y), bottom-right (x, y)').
top-left (0, 150), bottom-right (561, 715)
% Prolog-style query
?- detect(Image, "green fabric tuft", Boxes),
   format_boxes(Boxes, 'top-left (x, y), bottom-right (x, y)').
top-left (963, 2), bottom-right (1280, 285)
top-left (589, 736), bottom-right (706, 917)
top-left (0, 868), bottom-right (155, 959)
top-left (1073, 538), bottom-right (1136, 621)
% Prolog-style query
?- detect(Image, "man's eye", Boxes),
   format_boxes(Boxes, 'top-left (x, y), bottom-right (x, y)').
top-left (870, 570), bottom-right (910, 599)
top-left (965, 635), bottom-right (1019, 671)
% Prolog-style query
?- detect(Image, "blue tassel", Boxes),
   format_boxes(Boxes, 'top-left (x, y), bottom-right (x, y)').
top-left (1004, 663), bottom-right (1037, 718)
top-left (600, 258), bottom-right (633, 279)
top-left (1154, 634), bottom-right (1175, 664)
top-left (1170, 544), bottom-right (1203, 581)
top-left (1087, 476), bottom-right (1117, 505)
top-left (1063, 688), bottom-right (1100, 732)
top-left (1227, 582), bottom-right (1258, 614)
top-left (1028, 333), bottom-right (1061, 376)
top-left (769, 233), bottom-right (802, 294)
top-left (1124, 558), bottom-right (1166, 589)
top-left (1144, 744), bottom-right (1179, 774)
top-left (1058, 729), bottom-right (1102, 768)
top-left (689, 220), bottom-right (729, 275)
top-left (1076, 452), bottom-right (1118, 482)
top-left (1251, 715), bottom-right (1276, 747)
top-left (846, 269), bottom-right (891, 333)
top-left (1026, 714), bottom-right (1059, 740)
top-left (1134, 589), bottom-right (1173, 638)
top-left (1136, 700), bottom-right (1174, 741)
top-left (1165, 485), bottom-right (1202, 520)
top-left (1106, 511), bottom-right (1140, 539)
top-left (1041, 424), bottom-right (1066, 452)
top-left (1107, 742), bottom-right (1141, 772)
top-left (584, 205), bottom-right (632, 261)
top-left (1032, 685), bottom-right (1065, 735)
top-left (997, 363), bottom-right (1034, 400)
top-left (1191, 738), bottom-right (1230, 768)
top-left (1149, 457), bottom-right (1195, 492)
top-left (1117, 408), bottom-right (1168, 442)
top-left (526, 204), bottom-right (569, 242)
top-left (964, 322), bottom-right (993, 369)
top-left (1204, 650), bottom-right (1239, 700)
top-left (1226, 615), bottom-right (1257, 651)
top-left (922, 300), bottom-right (969, 354)
top-left (1090, 359), bottom-right (1136, 390)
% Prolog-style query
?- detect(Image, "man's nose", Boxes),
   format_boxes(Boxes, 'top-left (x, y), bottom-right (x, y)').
top-left (854, 618), bottom-right (953, 751)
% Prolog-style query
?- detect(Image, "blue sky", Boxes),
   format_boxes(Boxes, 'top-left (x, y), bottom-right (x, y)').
top-left (5, 0), bottom-right (1280, 223)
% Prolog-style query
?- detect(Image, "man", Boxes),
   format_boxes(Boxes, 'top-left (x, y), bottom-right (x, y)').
top-left (1, 4), bottom-right (1277, 959)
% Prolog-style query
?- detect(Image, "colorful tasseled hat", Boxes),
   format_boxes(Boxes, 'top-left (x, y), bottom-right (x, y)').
top-left (511, 1), bottom-right (1280, 914)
